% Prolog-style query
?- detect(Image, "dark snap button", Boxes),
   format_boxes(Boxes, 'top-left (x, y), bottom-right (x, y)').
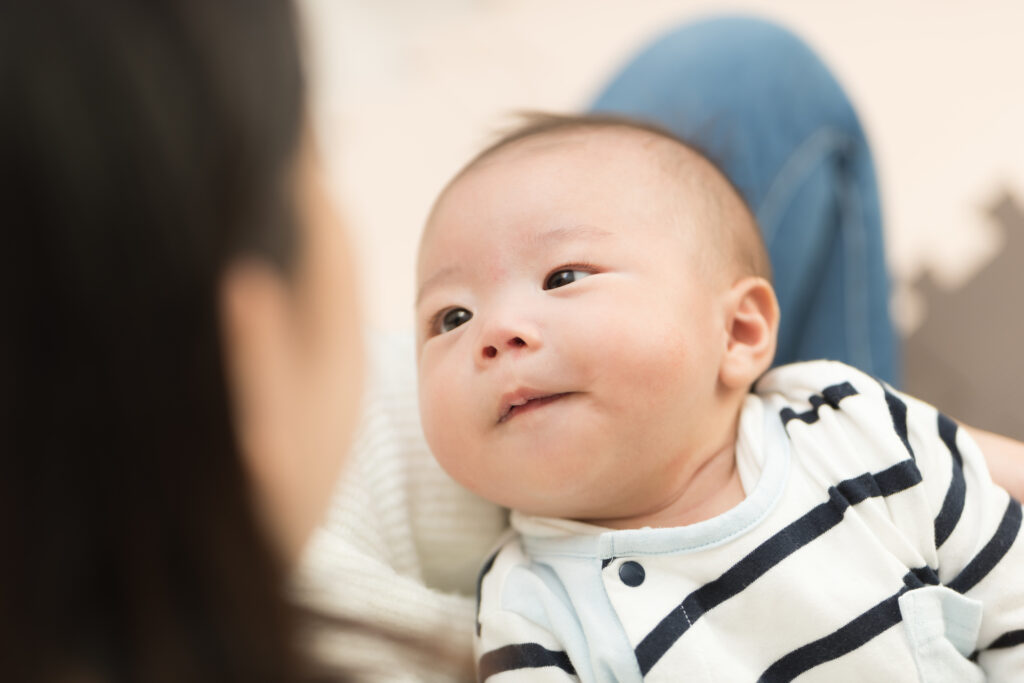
top-left (618, 560), bottom-right (645, 587)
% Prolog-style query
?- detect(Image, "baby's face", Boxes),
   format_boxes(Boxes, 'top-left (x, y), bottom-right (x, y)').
top-left (416, 133), bottom-right (733, 520)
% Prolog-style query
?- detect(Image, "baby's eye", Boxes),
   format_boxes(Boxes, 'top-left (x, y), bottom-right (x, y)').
top-left (435, 307), bottom-right (472, 334)
top-left (544, 269), bottom-right (593, 290)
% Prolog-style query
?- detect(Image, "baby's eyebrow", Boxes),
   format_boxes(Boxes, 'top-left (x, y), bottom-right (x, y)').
top-left (416, 225), bottom-right (613, 306)
top-left (532, 224), bottom-right (614, 247)
top-left (416, 264), bottom-right (460, 306)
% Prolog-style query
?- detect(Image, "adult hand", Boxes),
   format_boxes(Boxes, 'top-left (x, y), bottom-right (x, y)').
top-left (965, 425), bottom-right (1024, 502)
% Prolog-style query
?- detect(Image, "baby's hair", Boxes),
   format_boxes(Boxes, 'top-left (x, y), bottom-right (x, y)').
top-left (449, 111), bottom-right (771, 282)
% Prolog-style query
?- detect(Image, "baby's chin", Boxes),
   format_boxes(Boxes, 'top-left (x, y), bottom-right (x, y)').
top-left (487, 487), bottom-right (624, 522)
top-left (432, 439), bottom-right (634, 517)
top-left (446, 474), bottom-right (586, 519)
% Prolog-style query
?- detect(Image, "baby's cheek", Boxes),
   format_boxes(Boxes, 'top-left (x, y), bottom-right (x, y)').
top-left (609, 323), bottom-right (679, 373)
top-left (419, 372), bottom-right (474, 477)
top-left (419, 375), bottom-right (451, 448)
top-left (608, 330), bottom-right (706, 425)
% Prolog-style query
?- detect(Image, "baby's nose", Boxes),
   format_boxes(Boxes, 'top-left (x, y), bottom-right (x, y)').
top-left (477, 317), bottom-right (542, 365)
top-left (482, 335), bottom-right (528, 359)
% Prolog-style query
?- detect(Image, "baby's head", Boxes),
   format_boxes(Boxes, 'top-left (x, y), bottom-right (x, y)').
top-left (415, 114), bottom-right (779, 523)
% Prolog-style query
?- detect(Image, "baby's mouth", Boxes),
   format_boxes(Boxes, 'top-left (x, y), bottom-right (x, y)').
top-left (498, 392), bottom-right (572, 424)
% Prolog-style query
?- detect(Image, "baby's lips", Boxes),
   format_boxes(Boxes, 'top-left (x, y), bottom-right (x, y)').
top-left (497, 386), bottom-right (550, 422)
top-left (497, 389), bottom-right (573, 423)
top-left (498, 388), bottom-right (539, 423)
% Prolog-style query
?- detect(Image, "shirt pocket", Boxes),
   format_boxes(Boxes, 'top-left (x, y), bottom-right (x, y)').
top-left (898, 585), bottom-right (984, 683)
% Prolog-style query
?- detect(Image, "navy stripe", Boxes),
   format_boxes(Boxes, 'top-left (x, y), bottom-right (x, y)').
top-left (779, 382), bottom-right (858, 425)
top-left (758, 569), bottom-right (935, 682)
top-left (881, 384), bottom-right (914, 458)
top-left (478, 643), bottom-right (575, 681)
top-left (989, 629), bottom-right (1024, 650)
top-left (634, 460), bottom-right (922, 675)
top-left (475, 548), bottom-right (500, 636)
top-left (934, 413), bottom-right (966, 548)
top-left (905, 565), bottom-right (940, 587)
top-left (949, 498), bottom-right (1022, 594)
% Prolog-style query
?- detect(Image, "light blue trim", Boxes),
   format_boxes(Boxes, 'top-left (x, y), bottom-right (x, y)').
top-left (898, 586), bottom-right (985, 682)
top-left (504, 558), bottom-right (645, 683)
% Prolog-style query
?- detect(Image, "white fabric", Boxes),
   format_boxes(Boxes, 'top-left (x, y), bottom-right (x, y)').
top-left (476, 361), bottom-right (1024, 682)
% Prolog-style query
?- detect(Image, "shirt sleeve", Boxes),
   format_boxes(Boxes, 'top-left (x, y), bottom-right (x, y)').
top-left (897, 384), bottom-right (1024, 680)
top-left (475, 540), bottom-right (581, 683)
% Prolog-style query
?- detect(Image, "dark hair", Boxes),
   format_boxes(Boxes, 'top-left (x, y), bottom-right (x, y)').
top-left (449, 112), bottom-right (771, 280)
top-left (0, 1), bottom-right (341, 680)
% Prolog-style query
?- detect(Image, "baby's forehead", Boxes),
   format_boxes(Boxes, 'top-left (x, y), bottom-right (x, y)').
top-left (428, 129), bottom-right (681, 226)
top-left (424, 125), bottom-right (726, 242)
top-left (434, 127), bottom-right (715, 225)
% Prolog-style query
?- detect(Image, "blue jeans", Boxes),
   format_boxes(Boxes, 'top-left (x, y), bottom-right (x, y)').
top-left (590, 16), bottom-right (900, 385)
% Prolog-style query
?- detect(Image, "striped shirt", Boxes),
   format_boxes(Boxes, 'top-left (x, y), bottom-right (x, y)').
top-left (475, 361), bottom-right (1024, 682)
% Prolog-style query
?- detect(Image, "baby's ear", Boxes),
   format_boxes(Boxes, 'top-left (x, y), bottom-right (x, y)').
top-left (719, 277), bottom-right (779, 390)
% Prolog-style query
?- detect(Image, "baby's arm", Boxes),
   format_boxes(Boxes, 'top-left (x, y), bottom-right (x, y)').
top-left (903, 393), bottom-right (1024, 679)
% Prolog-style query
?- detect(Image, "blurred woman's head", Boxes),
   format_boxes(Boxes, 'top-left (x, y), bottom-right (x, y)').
top-left (0, 0), bottom-right (362, 680)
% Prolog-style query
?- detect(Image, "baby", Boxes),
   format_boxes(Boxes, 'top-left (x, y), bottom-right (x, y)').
top-left (414, 114), bottom-right (1024, 682)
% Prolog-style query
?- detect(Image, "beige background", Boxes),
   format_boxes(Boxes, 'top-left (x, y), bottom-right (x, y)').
top-left (298, 0), bottom-right (1024, 433)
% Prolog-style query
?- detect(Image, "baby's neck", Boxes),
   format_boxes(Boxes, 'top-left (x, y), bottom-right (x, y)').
top-left (587, 436), bottom-right (746, 530)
